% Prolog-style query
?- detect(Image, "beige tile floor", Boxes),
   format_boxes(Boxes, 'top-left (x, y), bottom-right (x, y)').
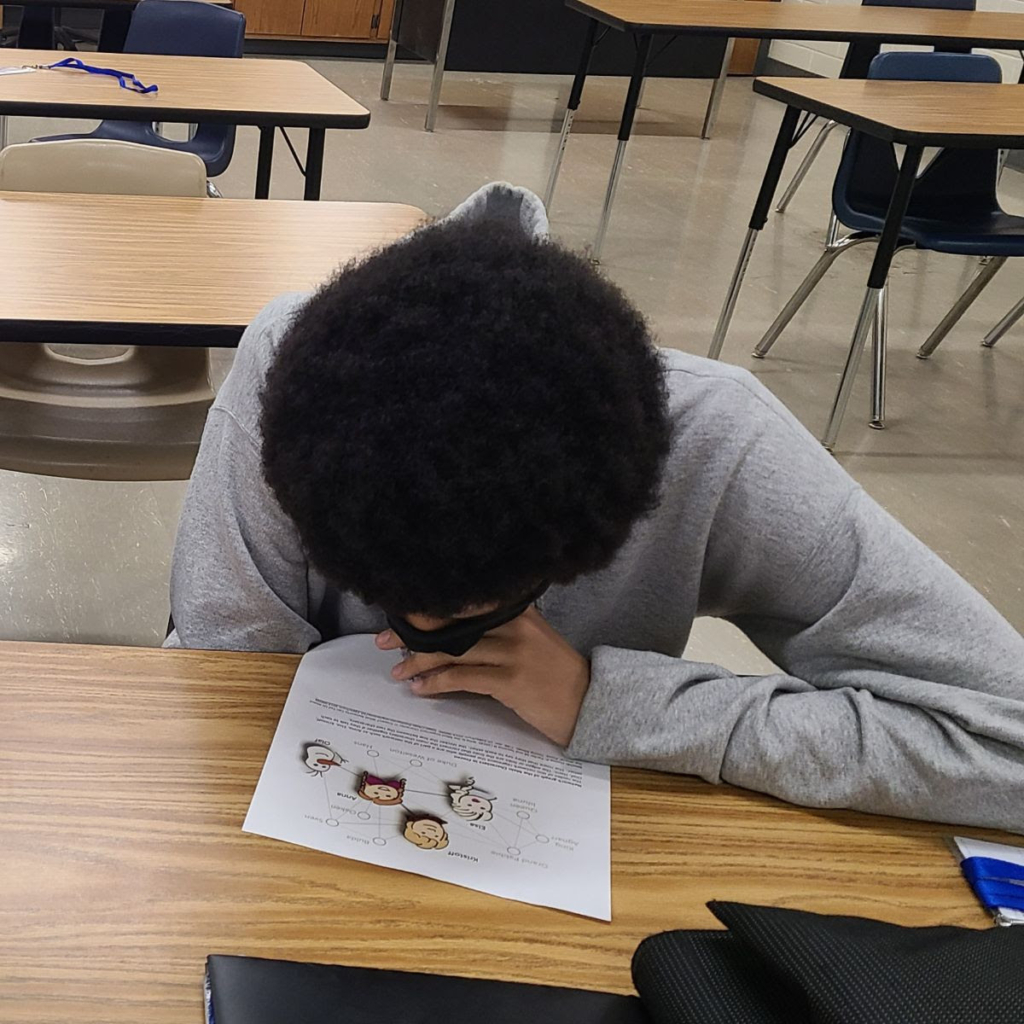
top-left (0, 58), bottom-right (1021, 661)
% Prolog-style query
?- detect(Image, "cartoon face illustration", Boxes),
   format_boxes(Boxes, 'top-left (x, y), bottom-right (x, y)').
top-left (304, 744), bottom-right (345, 774)
top-left (403, 815), bottom-right (449, 850)
top-left (448, 779), bottom-right (495, 822)
top-left (356, 772), bottom-right (406, 806)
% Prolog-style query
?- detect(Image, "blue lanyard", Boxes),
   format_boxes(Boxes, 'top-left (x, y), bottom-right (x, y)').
top-left (961, 856), bottom-right (1024, 912)
top-left (42, 57), bottom-right (158, 95)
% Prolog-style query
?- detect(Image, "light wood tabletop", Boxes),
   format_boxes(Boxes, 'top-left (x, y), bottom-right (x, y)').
top-left (754, 77), bottom-right (1024, 147)
top-left (0, 192), bottom-right (425, 346)
top-left (0, 50), bottom-right (368, 127)
top-left (1, 641), bottom-right (1011, 1023)
top-left (568, 0), bottom-right (1024, 47)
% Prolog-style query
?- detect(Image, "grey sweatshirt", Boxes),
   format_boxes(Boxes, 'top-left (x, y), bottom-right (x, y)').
top-left (168, 183), bottom-right (1024, 833)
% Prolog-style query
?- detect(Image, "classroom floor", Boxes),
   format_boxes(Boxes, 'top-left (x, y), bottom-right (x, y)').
top-left (1, 58), bottom-right (1022, 664)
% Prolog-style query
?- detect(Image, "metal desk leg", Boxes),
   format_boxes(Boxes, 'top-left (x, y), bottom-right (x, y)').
top-left (822, 145), bottom-right (923, 451)
top-left (304, 128), bottom-right (326, 201)
top-left (870, 283), bottom-right (887, 429)
top-left (424, 0), bottom-right (457, 132)
top-left (544, 17), bottom-right (599, 211)
top-left (700, 38), bottom-right (734, 140)
top-left (98, 6), bottom-right (131, 51)
top-left (708, 104), bottom-right (801, 360)
top-left (592, 32), bottom-right (653, 262)
top-left (381, 0), bottom-right (404, 100)
top-left (255, 126), bottom-right (275, 200)
top-left (17, 6), bottom-right (56, 48)
top-left (0, 116), bottom-right (7, 152)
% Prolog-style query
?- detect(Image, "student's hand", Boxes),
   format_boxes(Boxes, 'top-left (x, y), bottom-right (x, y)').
top-left (375, 607), bottom-right (590, 747)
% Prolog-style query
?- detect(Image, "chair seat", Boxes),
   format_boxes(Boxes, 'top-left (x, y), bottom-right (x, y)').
top-left (0, 343), bottom-right (214, 481)
top-left (839, 206), bottom-right (1024, 256)
top-left (36, 122), bottom-right (233, 178)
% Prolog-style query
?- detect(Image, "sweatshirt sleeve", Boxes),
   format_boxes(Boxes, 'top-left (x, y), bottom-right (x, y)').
top-left (566, 372), bottom-right (1024, 834)
top-left (166, 297), bottom-right (321, 654)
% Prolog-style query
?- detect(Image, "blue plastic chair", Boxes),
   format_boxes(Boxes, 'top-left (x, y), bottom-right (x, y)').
top-left (774, 0), bottom-right (976, 232)
top-left (36, 1), bottom-right (246, 179)
top-left (754, 51), bottom-right (1023, 437)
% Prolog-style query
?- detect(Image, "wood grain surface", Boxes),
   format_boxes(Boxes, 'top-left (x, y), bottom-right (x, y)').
top-left (567, 0), bottom-right (1024, 47)
top-left (1, 641), bottom-right (1013, 1023)
top-left (755, 78), bottom-right (1024, 146)
top-left (0, 192), bottom-right (424, 330)
top-left (0, 51), bottom-right (368, 126)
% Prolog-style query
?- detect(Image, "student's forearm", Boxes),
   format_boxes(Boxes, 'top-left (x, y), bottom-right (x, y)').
top-left (566, 646), bottom-right (1024, 833)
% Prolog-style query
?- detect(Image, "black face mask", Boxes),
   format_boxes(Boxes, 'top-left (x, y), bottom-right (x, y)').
top-left (385, 583), bottom-right (550, 657)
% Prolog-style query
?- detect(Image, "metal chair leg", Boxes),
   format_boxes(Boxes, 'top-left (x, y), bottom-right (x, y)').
top-left (0, 115), bottom-right (7, 151)
top-left (870, 284), bottom-right (887, 429)
top-left (916, 255), bottom-right (1007, 359)
top-left (982, 294), bottom-right (1024, 348)
top-left (824, 210), bottom-right (841, 248)
top-left (424, 0), bottom-right (456, 132)
top-left (775, 120), bottom-right (840, 214)
top-left (752, 233), bottom-right (876, 359)
top-left (701, 39), bottom-right (734, 140)
top-left (381, 0), bottom-right (403, 100)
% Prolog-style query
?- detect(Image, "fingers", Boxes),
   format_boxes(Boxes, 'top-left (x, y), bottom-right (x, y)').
top-left (390, 636), bottom-right (503, 681)
top-left (375, 629), bottom-right (403, 651)
top-left (409, 664), bottom-right (505, 698)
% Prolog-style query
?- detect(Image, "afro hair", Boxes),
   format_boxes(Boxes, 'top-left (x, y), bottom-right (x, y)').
top-left (259, 217), bottom-right (671, 617)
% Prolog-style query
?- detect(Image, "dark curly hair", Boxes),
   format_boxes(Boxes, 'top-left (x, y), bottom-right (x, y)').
top-left (260, 217), bottom-right (670, 617)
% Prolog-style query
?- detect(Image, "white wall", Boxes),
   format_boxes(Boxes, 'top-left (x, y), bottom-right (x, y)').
top-left (769, 0), bottom-right (1024, 81)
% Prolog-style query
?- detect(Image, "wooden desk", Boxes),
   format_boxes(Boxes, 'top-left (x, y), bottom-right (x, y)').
top-left (547, 0), bottom-right (1024, 259)
top-left (709, 77), bottom-right (1024, 449)
top-left (754, 76), bottom-right (1024, 148)
top-left (0, 641), bottom-right (1006, 1023)
top-left (0, 191), bottom-right (424, 345)
top-left (0, 50), bottom-right (369, 199)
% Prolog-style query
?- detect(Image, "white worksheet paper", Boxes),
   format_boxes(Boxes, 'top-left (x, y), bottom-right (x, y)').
top-left (244, 635), bottom-right (611, 919)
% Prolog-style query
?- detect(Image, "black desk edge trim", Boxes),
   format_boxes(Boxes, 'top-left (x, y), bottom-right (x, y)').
top-left (0, 102), bottom-right (369, 129)
top-left (0, 319), bottom-right (244, 347)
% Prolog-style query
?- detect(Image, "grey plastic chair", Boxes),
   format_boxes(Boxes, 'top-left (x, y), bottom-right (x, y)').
top-left (0, 139), bottom-right (215, 481)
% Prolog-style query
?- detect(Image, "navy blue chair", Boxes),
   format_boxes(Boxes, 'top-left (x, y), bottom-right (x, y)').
top-left (753, 52), bottom-right (1023, 440)
top-left (36, 1), bottom-right (246, 180)
top-left (774, 0), bottom-right (976, 237)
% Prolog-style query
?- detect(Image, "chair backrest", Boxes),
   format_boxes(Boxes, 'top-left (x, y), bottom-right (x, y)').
top-left (832, 52), bottom-right (1002, 227)
top-left (841, 0), bottom-right (977, 79)
top-left (124, 1), bottom-right (246, 166)
top-left (125, 0), bottom-right (246, 58)
top-left (0, 139), bottom-right (208, 197)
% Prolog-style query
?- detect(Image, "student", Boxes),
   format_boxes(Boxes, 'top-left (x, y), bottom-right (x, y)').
top-left (168, 183), bottom-right (1024, 833)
